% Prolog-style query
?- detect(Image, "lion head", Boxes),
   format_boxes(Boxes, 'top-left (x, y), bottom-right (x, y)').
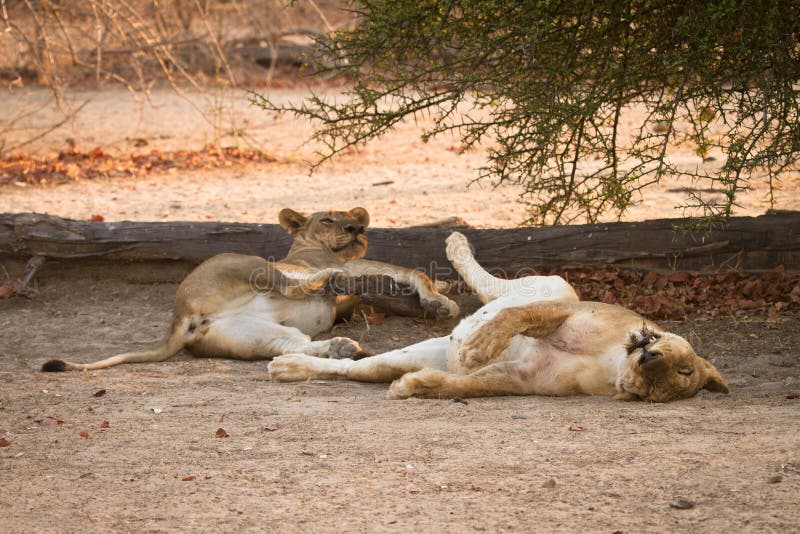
top-left (279, 207), bottom-right (370, 261)
top-left (618, 326), bottom-right (729, 402)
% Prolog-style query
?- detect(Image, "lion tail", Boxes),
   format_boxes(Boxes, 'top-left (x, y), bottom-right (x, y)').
top-left (41, 316), bottom-right (197, 372)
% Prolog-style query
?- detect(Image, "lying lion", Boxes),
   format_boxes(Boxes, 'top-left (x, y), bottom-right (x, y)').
top-left (42, 208), bottom-right (459, 372)
top-left (268, 232), bottom-right (729, 402)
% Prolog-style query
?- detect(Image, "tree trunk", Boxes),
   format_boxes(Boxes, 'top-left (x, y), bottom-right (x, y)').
top-left (1, 212), bottom-right (798, 280)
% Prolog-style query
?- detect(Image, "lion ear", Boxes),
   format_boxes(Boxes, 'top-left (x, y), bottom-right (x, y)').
top-left (279, 209), bottom-right (308, 234)
top-left (700, 359), bottom-right (730, 394)
top-left (349, 207), bottom-right (370, 228)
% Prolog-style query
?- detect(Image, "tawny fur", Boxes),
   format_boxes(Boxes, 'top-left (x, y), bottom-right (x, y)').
top-left (42, 208), bottom-right (459, 372)
top-left (268, 232), bottom-right (729, 402)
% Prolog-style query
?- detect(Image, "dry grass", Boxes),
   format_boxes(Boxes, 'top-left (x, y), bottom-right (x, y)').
top-left (0, 0), bottom-right (352, 153)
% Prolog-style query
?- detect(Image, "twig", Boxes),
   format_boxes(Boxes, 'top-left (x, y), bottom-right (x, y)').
top-left (91, 35), bottom-right (210, 56)
top-left (193, 0), bottom-right (237, 86)
top-left (4, 98), bottom-right (91, 153)
top-left (16, 255), bottom-right (45, 294)
top-left (306, 0), bottom-right (335, 34)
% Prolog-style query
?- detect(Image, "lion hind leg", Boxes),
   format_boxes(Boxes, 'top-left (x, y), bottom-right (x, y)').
top-left (446, 232), bottom-right (506, 303)
top-left (446, 232), bottom-right (578, 304)
top-left (193, 317), bottom-right (311, 360)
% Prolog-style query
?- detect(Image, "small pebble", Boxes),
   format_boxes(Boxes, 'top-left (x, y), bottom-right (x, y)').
top-left (670, 499), bottom-right (695, 510)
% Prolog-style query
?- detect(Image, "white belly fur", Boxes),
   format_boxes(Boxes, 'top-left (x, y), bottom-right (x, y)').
top-left (446, 290), bottom-right (624, 395)
top-left (212, 292), bottom-right (336, 337)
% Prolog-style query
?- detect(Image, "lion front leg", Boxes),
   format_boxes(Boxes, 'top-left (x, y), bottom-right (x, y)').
top-left (277, 267), bottom-right (349, 299)
top-left (388, 362), bottom-right (532, 399)
top-left (341, 260), bottom-right (460, 319)
top-left (458, 302), bottom-right (572, 370)
top-left (270, 336), bottom-right (450, 383)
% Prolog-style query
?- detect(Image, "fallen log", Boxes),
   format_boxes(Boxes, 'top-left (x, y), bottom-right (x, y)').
top-left (1, 212), bottom-right (798, 280)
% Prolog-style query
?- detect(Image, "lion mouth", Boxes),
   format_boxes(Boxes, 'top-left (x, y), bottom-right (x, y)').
top-left (332, 239), bottom-right (362, 252)
top-left (621, 377), bottom-right (653, 400)
top-left (331, 234), bottom-right (366, 252)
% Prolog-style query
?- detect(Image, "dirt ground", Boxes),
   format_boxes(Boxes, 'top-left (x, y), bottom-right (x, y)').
top-left (0, 277), bottom-right (798, 533)
top-left (1, 86), bottom-right (799, 532)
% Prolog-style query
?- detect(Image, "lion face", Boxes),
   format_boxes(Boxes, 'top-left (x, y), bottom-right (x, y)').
top-left (619, 328), bottom-right (729, 402)
top-left (279, 207), bottom-right (370, 260)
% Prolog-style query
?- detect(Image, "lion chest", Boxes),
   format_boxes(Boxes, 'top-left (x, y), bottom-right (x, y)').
top-left (504, 336), bottom-right (621, 396)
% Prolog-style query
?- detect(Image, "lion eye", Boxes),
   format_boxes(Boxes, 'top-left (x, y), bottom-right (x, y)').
top-left (677, 368), bottom-right (694, 376)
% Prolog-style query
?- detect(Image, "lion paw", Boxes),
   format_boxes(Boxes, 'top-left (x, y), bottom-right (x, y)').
top-left (457, 343), bottom-right (483, 370)
top-left (421, 294), bottom-right (460, 320)
top-left (324, 272), bottom-right (356, 296)
top-left (314, 267), bottom-right (347, 281)
top-left (327, 337), bottom-right (371, 360)
top-left (387, 375), bottom-right (416, 399)
top-left (302, 268), bottom-right (348, 293)
top-left (388, 369), bottom-right (447, 399)
top-left (268, 354), bottom-right (318, 382)
top-left (458, 329), bottom-right (509, 369)
top-left (445, 231), bottom-right (472, 266)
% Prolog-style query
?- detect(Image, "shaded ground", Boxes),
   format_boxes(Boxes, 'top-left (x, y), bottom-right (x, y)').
top-left (1, 278), bottom-right (798, 532)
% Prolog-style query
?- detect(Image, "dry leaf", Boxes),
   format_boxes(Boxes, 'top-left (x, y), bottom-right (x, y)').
top-left (93, 389), bottom-right (106, 397)
top-left (568, 425), bottom-right (587, 431)
top-left (182, 476), bottom-right (196, 481)
top-left (79, 429), bottom-right (90, 439)
top-left (215, 428), bottom-right (229, 438)
top-left (0, 437), bottom-right (11, 447)
top-left (0, 285), bottom-right (15, 299)
top-left (1, 146), bottom-right (276, 187)
top-left (100, 420), bottom-right (110, 428)
top-left (669, 271), bottom-right (691, 283)
top-left (89, 214), bottom-right (105, 222)
top-left (366, 312), bottom-right (385, 325)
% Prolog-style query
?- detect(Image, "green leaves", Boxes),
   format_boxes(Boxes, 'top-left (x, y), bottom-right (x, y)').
top-left (254, 0), bottom-right (800, 225)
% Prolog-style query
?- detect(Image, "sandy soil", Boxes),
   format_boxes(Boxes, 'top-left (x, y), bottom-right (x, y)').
top-left (1, 87), bottom-right (799, 532)
top-left (0, 278), bottom-right (799, 533)
top-left (1, 87), bottom-right (798, 227)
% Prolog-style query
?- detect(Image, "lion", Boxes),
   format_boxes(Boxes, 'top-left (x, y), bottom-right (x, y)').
top-left (268, 232), bottom-right (729, 402)
top-left (41, 207), bottom-right (459, 372)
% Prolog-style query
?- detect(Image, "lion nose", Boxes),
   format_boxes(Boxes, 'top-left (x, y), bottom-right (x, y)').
top-left (638, 348), bottom-right (659, 366)
top-left (345, 224), bottom-right (364, 234)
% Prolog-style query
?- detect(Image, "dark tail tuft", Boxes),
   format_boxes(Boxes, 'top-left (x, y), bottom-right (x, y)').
top-left (41, 359), bottom-right (68, 372)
